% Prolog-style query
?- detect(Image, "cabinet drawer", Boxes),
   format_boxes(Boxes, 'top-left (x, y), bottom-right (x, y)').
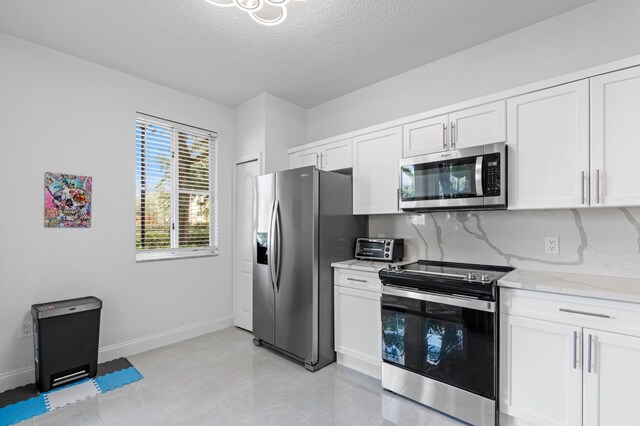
top-left (501, 288), bottom-right (640, 337)
top-left (334, 269), bottom-right (382, 293)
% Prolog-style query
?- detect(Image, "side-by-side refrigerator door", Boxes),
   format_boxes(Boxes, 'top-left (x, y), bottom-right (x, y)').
top-left (274, 167), bottom-right (318, 364)
top-left (253, 173), bottom-right (276, 345)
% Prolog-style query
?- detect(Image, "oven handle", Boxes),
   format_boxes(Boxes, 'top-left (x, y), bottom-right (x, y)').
top-left (382, 285), bottom-right (496, 313)
top-left (475, 156), bottom-right (484, 197)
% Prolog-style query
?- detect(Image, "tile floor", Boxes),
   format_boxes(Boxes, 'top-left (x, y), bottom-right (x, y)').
top-left (16, 327), bottom-right (465, 425)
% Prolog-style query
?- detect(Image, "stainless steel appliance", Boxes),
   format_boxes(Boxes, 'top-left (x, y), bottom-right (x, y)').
top-left (253, 166), bottom-right (367, 371)
top-left (378, 260), bottom-right (513, 426)
top-left (400, 142), bottom-right (506, 212)
top-left (355, 238), bottom-right (404, 262)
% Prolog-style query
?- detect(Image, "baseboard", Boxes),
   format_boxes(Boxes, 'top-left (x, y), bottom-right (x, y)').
top-left (0, 315), bottom-right (233, 393)
top-left (337, 352), bottom-right (381, 380)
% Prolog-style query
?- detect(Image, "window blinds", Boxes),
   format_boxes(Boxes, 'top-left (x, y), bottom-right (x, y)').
top-left (135, 114), bottom-right (217, 259)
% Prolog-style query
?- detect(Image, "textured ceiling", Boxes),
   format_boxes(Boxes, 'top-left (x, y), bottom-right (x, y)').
top-left (0, 0), bottom-right (597, 108)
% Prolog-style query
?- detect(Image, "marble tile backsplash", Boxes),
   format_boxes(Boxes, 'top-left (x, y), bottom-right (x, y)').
top-left (369, 207), bottom-right (640, 278)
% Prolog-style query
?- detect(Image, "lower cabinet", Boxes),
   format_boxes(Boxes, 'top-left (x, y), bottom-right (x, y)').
top-left (334, 269), bottom-right (381, 379)
top-left (500, 289), bottom-right (640, 426)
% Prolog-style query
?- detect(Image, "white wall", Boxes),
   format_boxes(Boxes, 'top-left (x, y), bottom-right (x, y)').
top-left (307, 0), bottom-right (640, 142)
top-left (265, 93), bottom-right (307, 173)
top-left (234, 93), bottom-right (266, 162)
top-left (234, 92), bottom-right (306, 173)
top-left (0, 34), bottom-right (235, 391)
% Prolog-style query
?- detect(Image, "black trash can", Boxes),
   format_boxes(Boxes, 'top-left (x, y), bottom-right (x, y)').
top-left (31, 296), bottom-right (102, 392)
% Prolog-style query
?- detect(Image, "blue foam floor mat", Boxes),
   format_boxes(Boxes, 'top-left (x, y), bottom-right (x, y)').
top-left (0, 359), bottom-right (143, 426)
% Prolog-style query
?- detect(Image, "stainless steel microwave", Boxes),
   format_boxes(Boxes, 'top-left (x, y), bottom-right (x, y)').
top-left (399, 142), bottom-right (506, 212)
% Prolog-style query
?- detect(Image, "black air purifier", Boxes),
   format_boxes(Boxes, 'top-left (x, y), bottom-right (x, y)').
top-left (31, 296), bottom-right (102, 392)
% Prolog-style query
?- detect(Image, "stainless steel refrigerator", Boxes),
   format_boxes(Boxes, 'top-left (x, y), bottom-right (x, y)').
top-left (253, 166), bottom-right (367, 371)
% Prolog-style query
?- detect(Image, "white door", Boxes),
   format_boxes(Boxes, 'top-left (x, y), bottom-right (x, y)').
top-left (320, 138), bottom-right (352, 171)
top-left (507, 80), bottom-right (590, 209)
top-left (500, 314), bottom-right (583, 426)
top-left (289, 149), bottom-right (319, 169)
top-left (334, 285), bottom-right (381, 379)
top-left (590, 66), bottom-right (640, 207)
top-left (233, 158), bottom-right (260, 331)
top-left (402, 114), bottom-right (448, 157)
top-left (449, 100), bottom-right (506, 149)
top-left (352, 126), bottom-right (402, 215)
top-left (583, 329), bottom-right (640, 426)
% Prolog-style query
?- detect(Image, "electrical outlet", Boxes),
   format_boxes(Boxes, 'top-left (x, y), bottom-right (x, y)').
top-left (21, 322), bottom-right (33, 338)
top-left (545, 236), bottom-right (559, 255)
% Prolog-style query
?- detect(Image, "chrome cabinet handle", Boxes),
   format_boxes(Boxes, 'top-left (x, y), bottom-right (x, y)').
top-left (442, 123), bottom-right (448, 150)
top-left (559, 308), bottom-right (611, 318)
top-left (450, 122), bottom-right (456, 148)
top-left (347, 278), bottom-right (367, 283)
top-left (573, 331), bottom-right (578, 369)
top-left (587, 334), bottom-right (593, 373)
top-left (320, 152), bottom-right (324, 170)
top-left (596, 169), bottom-right (601, 204)
top-left (581, 171), bottom-right (585, 205)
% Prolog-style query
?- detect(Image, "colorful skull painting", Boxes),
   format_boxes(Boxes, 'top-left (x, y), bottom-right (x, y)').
top-left (45, 172), bottom-right (92, 228)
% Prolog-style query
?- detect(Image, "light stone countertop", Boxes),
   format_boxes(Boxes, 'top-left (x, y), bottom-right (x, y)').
top-left (498, 269), bottom-right (640, 304)
top-left (331, 259), bottom-right (415, 274)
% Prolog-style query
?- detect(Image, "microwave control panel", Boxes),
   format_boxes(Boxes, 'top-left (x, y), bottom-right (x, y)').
top-left (483, 153), bottom-right (501, 197)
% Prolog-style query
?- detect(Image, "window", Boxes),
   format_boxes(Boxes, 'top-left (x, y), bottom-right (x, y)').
top-left (135, 113), bottom-right (218, 261)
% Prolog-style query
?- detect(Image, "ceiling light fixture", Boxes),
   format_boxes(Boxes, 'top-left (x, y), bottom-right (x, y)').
top-left (205, 0), bottom-right (305, 26)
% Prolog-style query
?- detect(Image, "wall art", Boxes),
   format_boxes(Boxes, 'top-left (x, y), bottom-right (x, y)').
top-left (44, 172), bottom-right (92, 228)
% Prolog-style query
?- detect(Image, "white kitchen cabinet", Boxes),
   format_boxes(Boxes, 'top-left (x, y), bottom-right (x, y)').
top-left (402, 101), bottom-right (505, 157)
top-left (353, 126), bottom-right (402, 214)
top-left (402, 114), bottom-right (448, 157)
top-left (501, 288), bottom-right (640, 426)
top-left (449, 100), bottom-right (506, 150)
top-left (583, 329), bottom-right (640, 426)
top-left (507, 80), bottom-right (590, 209)
top-left (590, 66), bottom-right (640, 207)
top-left (289, 138), bottom-right (352, 171)
top-left (334, 269), bottom-right (382, 379)
top-left (500, 315), bottom-right (583, 426)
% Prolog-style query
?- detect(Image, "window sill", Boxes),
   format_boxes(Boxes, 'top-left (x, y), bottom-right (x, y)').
top-left (136, 249), bottom-right (218, 263)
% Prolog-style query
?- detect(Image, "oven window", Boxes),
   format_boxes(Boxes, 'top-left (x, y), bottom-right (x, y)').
top-left (401, 156), bottom-right (479, 201)
top-left (381, 294), bottom-right (495, 399)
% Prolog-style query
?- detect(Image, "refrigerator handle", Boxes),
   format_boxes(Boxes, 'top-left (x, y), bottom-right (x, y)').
top-left (274, 200), bottom-right (282, 291)
top-left (269, 200), bottom-right (278, 291)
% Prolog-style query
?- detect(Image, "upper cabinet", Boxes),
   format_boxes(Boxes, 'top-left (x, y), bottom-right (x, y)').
top-left (353, 126), bottom-right (402, 215)
top-left (507, 80), bottom-right (590, 210)
top-left (402, 101), bottom-right (506, 157)
top-left (289, 138), bottom-right (352, 171)
top-left (590, 66), bottom-right (640, 207)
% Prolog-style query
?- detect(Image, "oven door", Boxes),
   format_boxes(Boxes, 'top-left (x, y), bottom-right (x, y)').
top-left (381, 286), bottom-right (496, 400)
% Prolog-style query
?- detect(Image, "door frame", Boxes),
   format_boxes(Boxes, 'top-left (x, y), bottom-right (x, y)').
top-left (233, 153), bottom-right (263, 331)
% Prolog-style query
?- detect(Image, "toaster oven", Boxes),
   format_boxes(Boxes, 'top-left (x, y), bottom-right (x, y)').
top-left (355, 238), bottom-right (404, 262)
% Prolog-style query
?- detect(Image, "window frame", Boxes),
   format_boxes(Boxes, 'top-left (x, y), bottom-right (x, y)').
top-left (135, 113), bottom-right (218, 262)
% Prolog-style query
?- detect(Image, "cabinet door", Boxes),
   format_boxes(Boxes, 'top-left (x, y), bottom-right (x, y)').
top-left (449, 100), bottom-right (506, 149)
top-left (334, 285), bottom-right (381, 374)
top-left (507, 81), bottom-right (590, 209)
top-left (352, 126), bottom-right (402, 214)
top-left (402, 114), bottom-right (448, 157)
top-left (590, 66), bottom-right (640, 207)
top-left (320, 138), bottom-right (352, 171)
top-left (500, 314), bottom-right (582, 426)
top-left (289, 149), bottom-right (319, 169)
top-left (583, 329), bottom-right (640, 426)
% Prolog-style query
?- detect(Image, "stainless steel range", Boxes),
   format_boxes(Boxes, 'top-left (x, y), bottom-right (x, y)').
top-left (378, 260), bottom-right (513, 426)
